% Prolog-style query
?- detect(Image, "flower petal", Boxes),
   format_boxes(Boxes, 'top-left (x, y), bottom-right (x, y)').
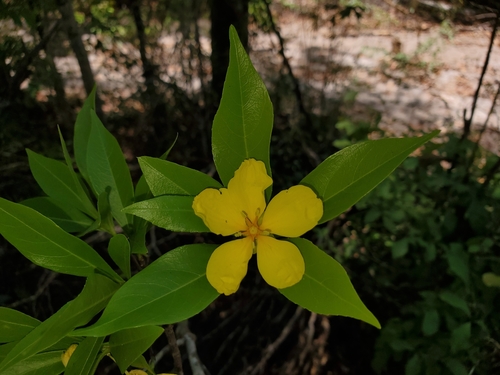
top-left (193, 159), bottom-right (272, 235)
top-left (193, 188), bottom-right (246, 235)
top-left (227, 159), bottom-right (272, 222)
top-left (206, 238), bottom-right (254, 295)
top-left (256, 236), bottom-right (305, 289)
top-left (260, 185), bottom-right (323, 237)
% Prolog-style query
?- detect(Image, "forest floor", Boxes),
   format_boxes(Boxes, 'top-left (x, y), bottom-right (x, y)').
top-left (53, 0), bottom-right (500, 154)
top-left (250, 0), bottom-right (500, 152)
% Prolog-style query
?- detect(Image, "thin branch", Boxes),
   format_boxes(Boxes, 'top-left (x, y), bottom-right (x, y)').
top-left (461, 12), bottom-right (499, 141)
top-left (165, 325), bottom-right (184, 375)
top-left (10, 20), bottom-right (61, 95)
top-left (249, 306), bottom-right (303, 375)
top-left (177, 320), bottom-right (206, 375)
top-left (152, 338), bottom-right (186, 366)
top-left (7, 271), bottom-right (57, 309)
top-left (263, 0), bottom-right (312, 127)
top-left (467, 81), bottom-right (500, 172)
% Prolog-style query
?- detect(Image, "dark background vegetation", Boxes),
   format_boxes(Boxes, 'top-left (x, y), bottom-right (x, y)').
top-left (1, 0), bottom-right (500, 374)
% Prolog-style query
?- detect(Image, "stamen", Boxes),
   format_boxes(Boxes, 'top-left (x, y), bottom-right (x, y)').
top-left (245, 216), bottom-right (253, 227)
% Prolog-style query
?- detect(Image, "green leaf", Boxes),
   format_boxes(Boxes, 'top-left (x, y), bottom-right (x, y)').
top-left (0, 308), bottom-right (40, 343)
top-left (109, 326), bottom-right (163, 373)
top-left (73, 244), bottom-right (219, 337)
top-left (130, 355), bottom-right (154, 373)
top-left (0, 342), bottom-right (16, 363)
top-left (0, 274), bottom-right (119, 372)
top-left (26, 149), bottom-right (96, 218)
top-left (443, 358), bottom-right (469, 375)
top-left (58, 127), bottom-right (98, 219)
top-left (74, 87), bottom-right (96, 182)
top-left (392, 238), bottom-right (409, 259)
top-left (451, 322), bottom-right (471, 353)
top-left (21, 197), bottom-right (93, 234)
top-left (138, 156), bottom-right (222, 196)
top-left (95, 190), bottom-right (115, 235)
top-left (0, 198), bottom-right (121, 282)
top-left (134, 134), bottom-right (178, 201)
top-left (446, 244), bottom-right (469, 287)
top-left (65, 336), bottom-right (104, 375)
top-left (87, 110), bottom-right (134, 228)
top-left (405, 354), bottom-right (421, 375)
top-left (123, 196), bottom-right (209, 233)
top-left (108, 234), bottom-right (131, 279)
top-left (439, 291), bottom-right (470, 316)
top-left (301, 131), bottom-right (439, 223)
top-left (1, 351), bottom-right (64, 375)
top-left (280, 238), bottom-right (380, 328)
top-left (131, 136), bottom-right (178, 254)
top-left (422, 309), bottom-right (439, 336)
top-left (128, 220), bottom-right (149, 255)
top-left (482, 272), bottom-right (500, 287)
top-left (389, 339), bottom-right (414, 351)
top-left (212, 25), bottom-right (273, 188)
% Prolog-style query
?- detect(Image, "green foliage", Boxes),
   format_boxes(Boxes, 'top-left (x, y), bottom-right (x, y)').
top-left (0, 274), bottom-right (118, 372)
top-left (123, 196), bottom-right (210, 233)
top-left (212, 26), bottom-right (274, 189)
top-left (0, 198), bottom-right (121, 282)
top-left (326, 130), bottom-right (500, 374)
top-left (138, 156), bottom-right (222, 196)
top-left (0, 308), bottom-right (40, 344)
top-left (302, 131), bottom-right (439, 223)
top-left (0, 26), bottom-right (445, 374)
top-left (65, 336), bottom-right (105, 375)
top-left (281, 238), bottom-right (380, 328)
top-left (109, 326), bottom-right (164, 373)
top-left (74, 244), bottom-right (219, 337)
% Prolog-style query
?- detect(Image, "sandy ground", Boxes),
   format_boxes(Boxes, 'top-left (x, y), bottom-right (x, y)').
top-left (250, 1), bottom-right (500, 151)
top-left (53, 0), bottom-right (500, 152)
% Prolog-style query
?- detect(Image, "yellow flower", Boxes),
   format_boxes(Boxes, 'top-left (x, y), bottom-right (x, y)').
top-left (193, 159), bottom-right (323, 295)
top-left (61, 343), bottom-right (78, 367)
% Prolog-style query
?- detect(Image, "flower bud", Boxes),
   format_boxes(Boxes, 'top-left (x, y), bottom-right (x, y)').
top-left (61, 344), bottom-right (78, 367)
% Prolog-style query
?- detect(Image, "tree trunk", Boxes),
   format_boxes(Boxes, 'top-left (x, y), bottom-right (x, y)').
top-left (57, 0), bottom-right (97, 98)
top-left (210, 0), bottom-right (249, 101)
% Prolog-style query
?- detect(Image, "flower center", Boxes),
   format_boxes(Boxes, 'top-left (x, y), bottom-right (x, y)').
top-left (238, 210), bottom-right (270, 241)
top-left (243, 215), bottom-right (262, 240)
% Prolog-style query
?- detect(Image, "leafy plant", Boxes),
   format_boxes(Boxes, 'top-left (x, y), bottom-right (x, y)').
top-left (0, 26), bottom-right (439, 374)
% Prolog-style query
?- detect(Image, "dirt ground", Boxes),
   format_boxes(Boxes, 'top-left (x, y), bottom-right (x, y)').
top-left (251, 0), bottom-right (500, 151)
top-left (52, 0), bottom-right (500, 154)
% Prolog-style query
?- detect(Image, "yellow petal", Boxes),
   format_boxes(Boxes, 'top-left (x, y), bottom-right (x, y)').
top-left (193, 159), bottom-right (272, 235)
top-left (256, 236), bottom-right (305, 289)
top-left (61, 344), bottom-right (78, 367)
top-left (227, 159), bottom-right (272, 222)
top-left (260, 185), bottom-right (323, 237)
top-left (193, 188), bottom-right (246, 236)
top-left (206, 238), bottom-right (254, 295)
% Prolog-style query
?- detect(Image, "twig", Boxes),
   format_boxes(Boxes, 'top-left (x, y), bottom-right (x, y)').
top-left (9, 20), bottom-right (61, 96)
top-left (249, 306), bottom-right (303, 375)
top-left (460, 12), bottom-right (499, 142)
top-left (152, 338), bottom-right (186, 366)
top-left (298, 312), bottom-right (317, 367)
top-left (467, 81), bottom-right (500, 173)
top-left (381, 0), bottom-right (409, 15)
top-left (263, 0), bottom-right (312, 128)
top-left (165, 324), bottom-right (184, 375)
top-left (7, 271), bottom-right (57, 309)
top-left (177, 320), bottom-right (206, 375)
